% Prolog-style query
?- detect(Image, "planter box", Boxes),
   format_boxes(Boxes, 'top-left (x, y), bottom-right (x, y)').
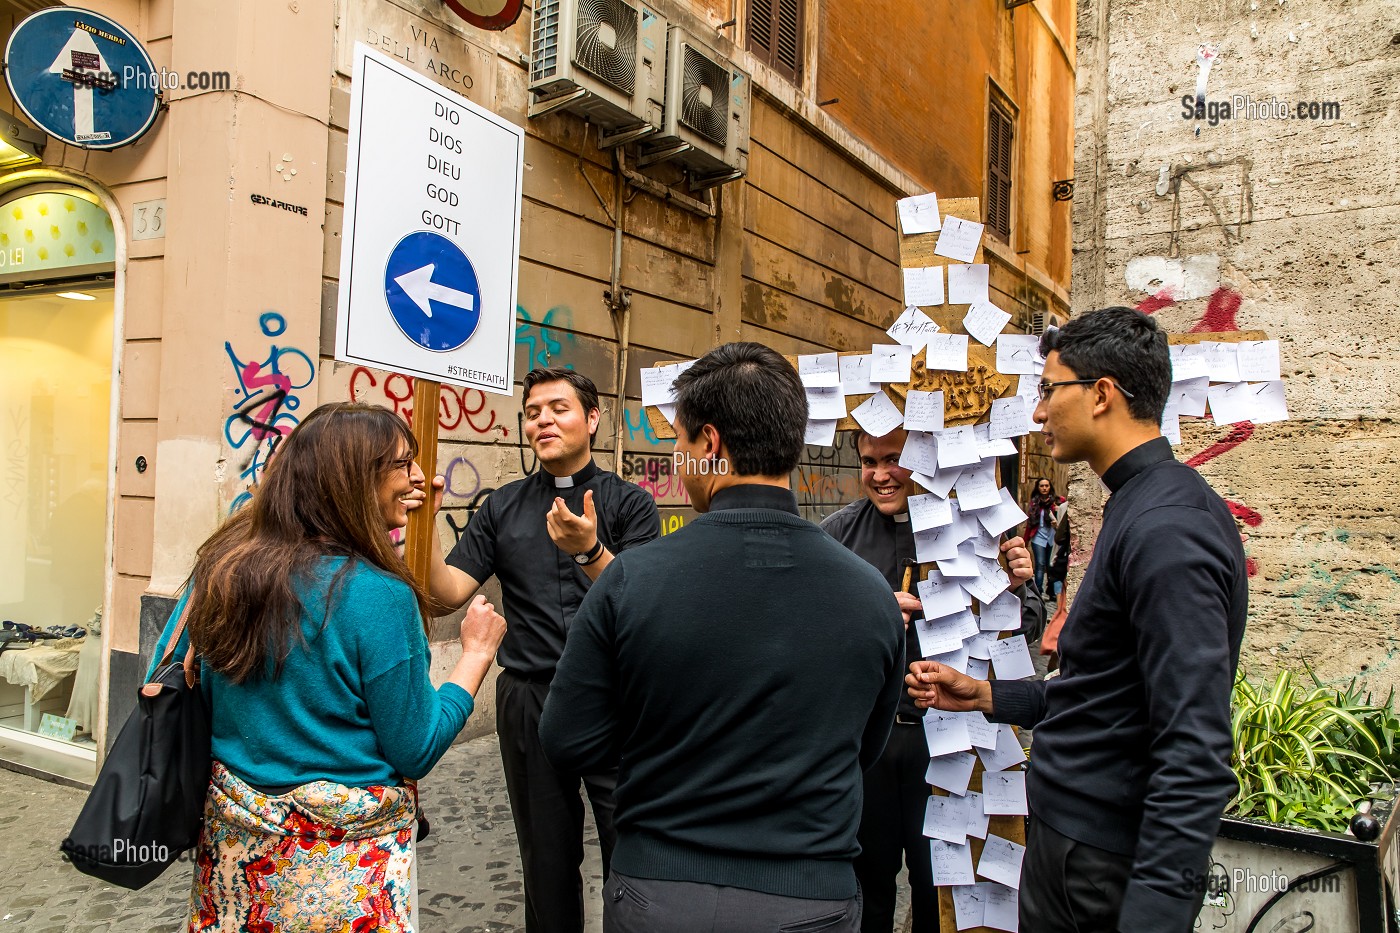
top-left (1192, 813), bottom-right (1398, 932)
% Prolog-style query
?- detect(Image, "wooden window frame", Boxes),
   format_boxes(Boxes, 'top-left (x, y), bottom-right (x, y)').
top-left (746, 0), bottom-right (804, 85)
top-left (985, 82), bottom-right (1018, 245)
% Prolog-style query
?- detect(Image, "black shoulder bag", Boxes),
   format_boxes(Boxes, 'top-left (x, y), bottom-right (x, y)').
top-left (60, 606), bottom-right (211, 889)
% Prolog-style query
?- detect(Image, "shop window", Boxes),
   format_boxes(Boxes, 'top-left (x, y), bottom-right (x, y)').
top-left (747, 0), bottom-right (803, 84)
top-left (0, 187), bottom-right (115, 752)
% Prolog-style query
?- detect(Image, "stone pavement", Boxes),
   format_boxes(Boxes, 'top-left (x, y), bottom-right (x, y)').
top-left (0, 734), bottom-right (605, 933)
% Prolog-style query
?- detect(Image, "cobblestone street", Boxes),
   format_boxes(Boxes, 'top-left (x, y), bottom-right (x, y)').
top-left (0, 735), bottom-right (605, 933)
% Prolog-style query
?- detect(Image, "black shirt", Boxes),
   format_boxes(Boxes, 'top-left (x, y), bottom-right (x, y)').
top-left (446, 459), bottom-right (660, 678)
top-left (821, 498), bottom-right (1045, 719)
top-left (539, 483), bottom-right (903, 899)
top-left (991, 437), bottom-right (1247, 932)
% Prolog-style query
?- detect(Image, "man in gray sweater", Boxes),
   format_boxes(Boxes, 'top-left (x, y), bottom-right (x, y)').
top-left (541, 342), bottom-right (904, 933)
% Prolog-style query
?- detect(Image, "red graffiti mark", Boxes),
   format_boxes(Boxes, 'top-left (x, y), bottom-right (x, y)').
top-left (1184, 421), bottom-right (1255, 468)
top-left (1192, 286), bottom-right (1243, 332)
top-left (1246, 557), bottom-right (1259, 576)
top-left (350, 366), bottom-right (498, 435)
top-left (1135, 290), bottom-right (1178, 314)
top-left (240, 362), bottom-right (293, 440)
top-left (1228, 500), bottom-right (1263, 528)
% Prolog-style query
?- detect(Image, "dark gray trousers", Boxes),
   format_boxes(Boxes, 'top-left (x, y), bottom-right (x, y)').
top-left (604, 871), bottom-right (862, 933)
top-left (1020, 812), bottom-right (1133, 933)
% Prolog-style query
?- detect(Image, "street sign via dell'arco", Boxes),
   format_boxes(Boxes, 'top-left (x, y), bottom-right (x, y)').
top-left (335, 43), bottom-right (523, 396)
top-left (4, 7), bottom-right (161, 149)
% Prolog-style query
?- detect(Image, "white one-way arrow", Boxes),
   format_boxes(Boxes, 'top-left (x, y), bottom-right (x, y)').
top-left (394, 263), bottom-right (476, 319)
top-left (47, 28), bottom-right (111, 141)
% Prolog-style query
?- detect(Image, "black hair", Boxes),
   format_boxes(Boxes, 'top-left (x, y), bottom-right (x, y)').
top-left (672, 342), bottom-right (807, 477)
top-left (1038, 306), bottom-right (1170, 423)
top-left (522, 367), bottom-right (600, 439)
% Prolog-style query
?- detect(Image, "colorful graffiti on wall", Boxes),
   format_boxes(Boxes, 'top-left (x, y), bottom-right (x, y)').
top-left (225, 312), bottom-right (314, 511)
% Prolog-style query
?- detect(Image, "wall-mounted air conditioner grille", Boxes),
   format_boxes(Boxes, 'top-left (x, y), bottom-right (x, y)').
top-left (679, 45), bottom-right (728, 145)
top-left (575, 0), bottom-right (639, 95)
top-left (530, 0), bottom-right (561, 85)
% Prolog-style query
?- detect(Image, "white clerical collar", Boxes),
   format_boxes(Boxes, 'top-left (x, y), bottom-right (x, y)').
top-left (553, 475), bottom-right (574, 488)
top-left (893, 512), bottom-right (910, 523)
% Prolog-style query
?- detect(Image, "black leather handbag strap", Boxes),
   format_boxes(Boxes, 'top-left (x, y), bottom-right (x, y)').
top-left (144, 600), bottom-right (198, 695)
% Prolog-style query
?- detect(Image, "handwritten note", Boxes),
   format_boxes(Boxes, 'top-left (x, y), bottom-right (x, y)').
top-left (954, 460), bottom-right (1001, 511)
top-left (1202, 341), bottom-right (1241, 382)
top-left (975, 487), bottom-right (1028, 538)
top-left (805, 386), bottom-right (847, 420)
top-left (872, 344), bottom-right (915, 383)
top-left (1236, 339), bottom-right (1281, 382)
top-left (983, 771), bottom-right (1028, 815)
top-left (888, 305), bottom-right (941, 351)
top-left (996, 335), bottom-right (1043, 375)
top-left (966, 657), bottom-right (990, 681)
top-left (899, 431), bottom-right (941, 475)
top-left (963, 556), bottom-right (1011, 604)
top-left (917, 615), bottom-right (969, 657)
top-left (964, 791), bottom-right (990, 838)
top-left (988, 396), bottom-right (1031, 440)
top-left (951, 884), bottom-right (986, 930)
top-left (1016, 375), bottom-right (1043, 432)
top-left (976, 422), bottom-right (1018, 458)
top-left (964, 301), bottom-right (1012, 346)
top-left (926, 751), bottom-right (978, 796)
top-left (936, 426), bottom-right (981, 469)
top-left (852, 390), bottom-right (906, 438)
top-left (924, 794), bottom-right (969, 846)
top-left (909, 492), bottom-right (954, 532)
top-left (919, 571), bottom-right (967, 620)
top-left (1209, 381), bottom-right (1289, 425)
top-left (934, 216), bottom-right (985, 263)
top-left (915, 525), bottom-right (962, 564)
top-left (923, 332), bottom-right (970, 373)
top-left (965, 630), bottom-right (999, 661)
top-left (984, 884), bottom-right (1019, 932)
top-left (937, 542), bottom-right (980, 579)
top-left (988, 635), bottom-right (1035, 682)
top-left (904, 266), bottom-right (945, 306)
top-left (923, 712), bottom-right (974, 758)
top-left (839, 353), bottom-right (880, 396)
top-left (976, 835), bottom-right (1026, 890)
top-left (977, 723), bottom-right (1028, 773)
top-left (931, 838), bottom-right (978, 887)
top-left (979, 590), bottom-right (1022, 631)
top-left (1170, 343), bottom-right (1210, 382)
top-left (798, 352), bottom-right (840, 387)
top-left (963, 711), bottom-right (998, 749)
top-left (804, 419), bottom-right (838, 446)
top-left (947, 264), bottom-right (990, 305)
top-left (898, 192), bottom-right (941, 234)
top-left (641, 363), bottom-right (681, 406)
top-left (904, 390), bottom-right (946, 432)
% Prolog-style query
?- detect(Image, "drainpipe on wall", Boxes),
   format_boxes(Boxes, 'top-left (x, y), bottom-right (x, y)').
top-left (605, 151), bottom-right (631, 472)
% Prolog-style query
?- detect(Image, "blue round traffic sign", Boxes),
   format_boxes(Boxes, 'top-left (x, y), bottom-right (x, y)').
top-left (384, 232), bottom-right (482, 352)
top-left (4, 8), bottom-right (161, 150)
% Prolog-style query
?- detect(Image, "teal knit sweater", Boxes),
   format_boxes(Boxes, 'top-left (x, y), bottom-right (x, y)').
top-left (148, 556), bottom-right (473, 791)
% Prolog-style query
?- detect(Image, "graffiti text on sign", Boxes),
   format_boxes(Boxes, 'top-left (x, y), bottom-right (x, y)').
top-left (620, 452), bottom-right (689, 503)
top-left (516, 306), bottom-right (575, 370)
top-left (349, 366), bottom-right (499, 436)
top-left (225, 312), bottom-right (314, 511)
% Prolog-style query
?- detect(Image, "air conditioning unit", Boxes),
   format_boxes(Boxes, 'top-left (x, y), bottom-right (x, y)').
top-left (641, 26), bottom-right (750, 190)
top-left (529, 0), bottom-right (668, 146)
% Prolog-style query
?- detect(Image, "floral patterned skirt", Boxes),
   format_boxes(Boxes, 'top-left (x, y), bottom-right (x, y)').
top-left (187, 760), bottom-right (419, 933)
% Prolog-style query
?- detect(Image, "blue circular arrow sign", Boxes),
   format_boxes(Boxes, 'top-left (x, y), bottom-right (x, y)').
top-left (4, 8), bottom-right (161, 150)
top-left (383, 231), bottom-right (483, 352)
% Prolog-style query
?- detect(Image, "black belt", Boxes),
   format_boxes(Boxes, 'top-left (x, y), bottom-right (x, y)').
top-left (895, 712), bottom-right (924, 725)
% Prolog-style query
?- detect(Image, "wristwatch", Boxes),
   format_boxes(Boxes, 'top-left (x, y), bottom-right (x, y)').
top-left (573, 540), bottom-right (605, 566)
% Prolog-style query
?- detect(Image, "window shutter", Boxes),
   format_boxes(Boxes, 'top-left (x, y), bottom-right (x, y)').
top-left (748, 0), bottom-right (801, 84)
top-left (987, 105), bottom-right (1014, 239)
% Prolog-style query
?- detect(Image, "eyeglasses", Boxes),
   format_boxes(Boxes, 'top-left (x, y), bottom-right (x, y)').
top-left (1037, 378), bottom-right (1136, 400)
top-left (388, 456), bottom-right (416, 474)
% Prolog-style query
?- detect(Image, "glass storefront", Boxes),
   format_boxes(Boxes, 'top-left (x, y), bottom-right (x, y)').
top-left (0, 187), bottom-right (116, 753)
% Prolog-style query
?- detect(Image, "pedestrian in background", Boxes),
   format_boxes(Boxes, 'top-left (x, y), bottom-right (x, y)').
top-left (1024, 477), bottom-right (1065, 597)
top-left (149, 402), bottom-right (506, 932)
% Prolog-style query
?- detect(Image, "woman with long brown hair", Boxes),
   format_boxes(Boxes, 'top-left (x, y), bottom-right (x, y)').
top-left (148, 402), bottom-right (506, 932)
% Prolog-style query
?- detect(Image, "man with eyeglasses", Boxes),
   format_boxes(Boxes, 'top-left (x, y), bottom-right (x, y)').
top-left (907, 307), bottom-right (1247, 933)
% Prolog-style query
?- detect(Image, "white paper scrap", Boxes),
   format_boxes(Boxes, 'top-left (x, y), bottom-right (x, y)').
top-left (925, 752), bottom-right (977, 796)
top-left (656, 403), bottom-right (677, 425)
top-left (963, 711), bottom-right (998, 749)
top-left (798, 352), bottom-right (841, 388)
top-left (954, 461), bottom-right (1001, 511)
top-left (915, 525), bottom-right (962, 564)
top-left (917, 615), bottom-right (968, 657)
top-left (931, 838), bottom-right (978, 887)
top-left (963, 556), bottom-right (1012, 604)
top-left (983, 771), bottom-right (1028, 815)
top-left (641, 364), bottom-right (682, 406)
top-left (909, 492), bottom-right (954, 532)
top-left (1236, 340), bottom-right (1281, 382)
top-left (947, 264), bottom-right (990, 305)
top-left (996, 335), bottom-right (1044, 376)
top-left (964, 301), bottom-right (1013, 346)
top-left (979, 590), bottom-right (1022, 632)
top-left (988, 635), bottom-right (1036, 682)
top-left (984, 883), bottom-right (1020, 932)
top-left (918, 572), bottom-right (967, 620)
top-left (904, 390), bottom-right (946, 432)
top-left (924, 712), bottom-right (974, 758)
top-left (1170, 343), bottom-right (1210, 382)
top-left (852, 391), bottom-right (906, 438)
top-left (951, 884), bottom-right (986, 931)
top-left (965, 630), bottom-right (999, 661)
top-left (898, 192), bottom-right (941, 234)
top-left (924, 332), bottom-right (970, 373)
top-left (899, 431), bottom-right (941, 476)
top-left (1016, 375), bottom-right (1043, 432)
top-left (888, 305), bottom-right (941, 352)
top-left (937, 543), bottom-right (980, 579)
top-left (988, 396), bottom-right (1031, 440)
top-left (1209, 381), bottom-right (1288, 425)
top-left (930, 643), bottom-right (971, 675)
top-left (1202, 341), bottom-right (1241, 382)
top-left (934, 216), bottom-right (985, 264)
top-left (977, 724), bottom-right (1028, 774)
top-left (964, 792), bottom-right (991, 837)
top-left (1171, 376), bottom-right (1210, 418)
top-left (871, 344), bottom-right (914, 383)
top-left (805, 386), bottom-right (847, 420)
top-left (804, 419), bottom-right (838, 446)
top-left (904, 266), bottom-right (945, 307)
top-left (839, 354), bottom-right (881, 396)
top-left (924, 794), bottom-right (969, 846)
top-left (976, 836), bottom-right (1026, 890)
top-left (966, 657), bottom-right (990, 681)
top-left (936, 426), bottom-right (981, 469)
top-left (975, 488), bottom-right (1028, 538)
